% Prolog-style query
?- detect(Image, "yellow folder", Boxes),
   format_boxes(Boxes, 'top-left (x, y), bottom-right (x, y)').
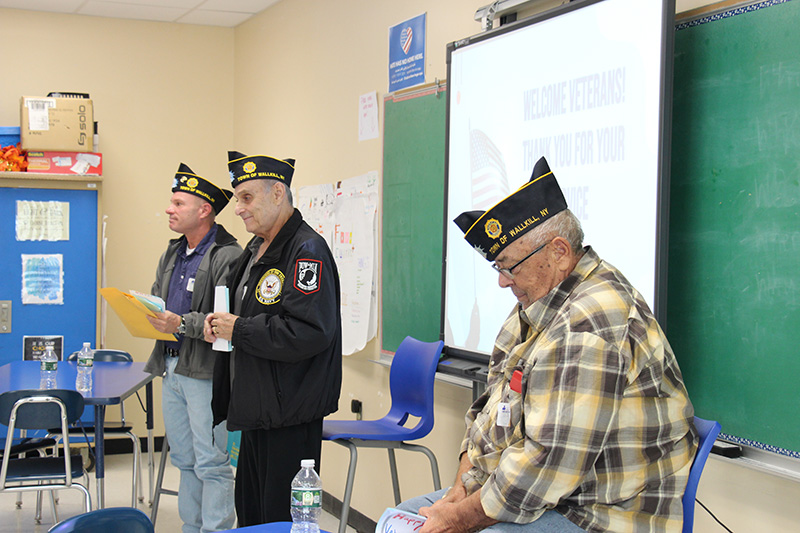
top-left (100, 287), bottom-right (176, 341)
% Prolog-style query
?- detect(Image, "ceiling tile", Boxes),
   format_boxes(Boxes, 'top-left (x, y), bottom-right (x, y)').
top-left (178, 9), bottom-right (252, 27)
top-left (0, 0), bottom-right (84, 13)
top-left (78, 1), bottom-right (186, 22)
top-left (199, 0), bottom-right (280, 14)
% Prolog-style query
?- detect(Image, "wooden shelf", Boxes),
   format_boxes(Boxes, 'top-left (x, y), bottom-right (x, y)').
top-left (0, 171), bottom-right (102, 183)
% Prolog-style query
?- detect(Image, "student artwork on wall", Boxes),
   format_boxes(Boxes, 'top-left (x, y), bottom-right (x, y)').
top-left (296, 172), bottom-right (379, 355)
top-left (21, 254), bottom-right (64, 305)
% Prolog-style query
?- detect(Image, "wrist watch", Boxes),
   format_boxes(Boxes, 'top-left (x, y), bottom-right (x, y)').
top-left (177, 316), bottom-right (186, 335)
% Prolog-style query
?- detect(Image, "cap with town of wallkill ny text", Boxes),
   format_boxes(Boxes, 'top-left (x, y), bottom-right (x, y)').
top-left (171, 163), bottom-right (233, 214)
top-left (453, 156), bottom-right (568, 262)
top-left (227, 151), bottom-right (295, 188)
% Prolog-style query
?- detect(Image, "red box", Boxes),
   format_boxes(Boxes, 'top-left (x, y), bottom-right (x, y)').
top-left (26, 151), bottom-right (102, 175)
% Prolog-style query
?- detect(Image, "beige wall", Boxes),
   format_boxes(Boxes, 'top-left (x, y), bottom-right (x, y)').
top-left (0, 8), bottom-right (240, 438)
top-left (3, 0), bottom-right (800, 531)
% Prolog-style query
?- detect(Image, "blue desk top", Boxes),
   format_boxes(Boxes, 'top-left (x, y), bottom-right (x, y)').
top-left (222, 522), bottom-right (333, 533)
top-left (0, 360), bottom-right (153, 405)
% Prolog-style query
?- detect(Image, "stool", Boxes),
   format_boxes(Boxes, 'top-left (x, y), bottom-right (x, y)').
top-left (150, 436), bottom-right (178, 525)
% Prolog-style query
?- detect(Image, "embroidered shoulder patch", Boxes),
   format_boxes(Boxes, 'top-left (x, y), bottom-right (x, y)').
top-left (294, 259), bottom-right (322, 294)
top-left (256, 268), bottom-right (284, 305)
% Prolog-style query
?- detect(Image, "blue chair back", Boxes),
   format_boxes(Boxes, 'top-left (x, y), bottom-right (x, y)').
top-left (0, 390), bottom-right (85, 430)
top-left (67, 349), bottom-right (133, 426)
top-left (67, 349), bottom-right (133, 363)
top-left (48, 506), bottom-right (154, 533)
top-left (385, 336), bottom-right (444, 439)
top-left (682, 416), bottom-right (722, 533)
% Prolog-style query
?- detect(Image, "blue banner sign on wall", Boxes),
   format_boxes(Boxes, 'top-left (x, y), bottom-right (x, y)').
top-left (389, 13), bottom-right (426, 92)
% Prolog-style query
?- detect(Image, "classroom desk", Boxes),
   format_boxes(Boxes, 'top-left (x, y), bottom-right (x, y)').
top-left (0, 360), bottom-right (154, 509)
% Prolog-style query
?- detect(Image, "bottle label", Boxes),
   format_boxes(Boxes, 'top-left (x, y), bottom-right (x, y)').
top-left (290, 489), bottom-right (321, 508)
top-left (41, 361), bottom-right (57, 371)
top-left (78, 358), bottom-right (93, 368)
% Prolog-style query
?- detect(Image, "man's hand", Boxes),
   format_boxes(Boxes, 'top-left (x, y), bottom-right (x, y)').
top-left (204, 312), bottom-right (238, 342)
top-left (418, 491), bottom-right (497, 533)
top-left (147, 310), bottom-right (181, 334)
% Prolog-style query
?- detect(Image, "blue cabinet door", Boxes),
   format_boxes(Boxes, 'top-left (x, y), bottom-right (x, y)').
top-left (0, 187), bottom-right (97, 438)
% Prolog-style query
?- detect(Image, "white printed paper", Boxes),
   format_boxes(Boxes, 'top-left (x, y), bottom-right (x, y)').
top-left (16, 201), bottom-right (70, 241)
top-left (376, 508), bottom-right (426, 533)
top-left (25, 98), bottom-right (55, 131)
top-left (78, 153), bottom-right (101, 167)
top-left (213, 286), bottom-right (232, 352)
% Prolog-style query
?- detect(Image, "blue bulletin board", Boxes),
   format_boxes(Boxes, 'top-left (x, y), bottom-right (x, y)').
top-left (0, 187), bottom-right (98, 365)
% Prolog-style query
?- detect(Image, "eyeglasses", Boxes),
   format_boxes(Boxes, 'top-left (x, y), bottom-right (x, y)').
top-left (491, 239), bottom-right (551, 279)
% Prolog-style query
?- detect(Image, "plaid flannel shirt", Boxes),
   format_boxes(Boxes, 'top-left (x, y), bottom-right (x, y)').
top-left (460, 247), bottom-right (697, 533)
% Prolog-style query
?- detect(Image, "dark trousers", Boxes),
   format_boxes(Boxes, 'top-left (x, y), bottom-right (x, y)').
top-left (234, 419), bottom-right (324, 527)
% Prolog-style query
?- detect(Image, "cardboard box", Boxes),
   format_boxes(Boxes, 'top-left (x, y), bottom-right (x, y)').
top-left (20, 96), bottom-right (94, 152)
top-left (26, 151), bottom-right (103, 175)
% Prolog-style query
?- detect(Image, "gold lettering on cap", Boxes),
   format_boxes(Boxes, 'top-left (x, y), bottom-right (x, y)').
top-left (508, 215), bottom-right (541, 237)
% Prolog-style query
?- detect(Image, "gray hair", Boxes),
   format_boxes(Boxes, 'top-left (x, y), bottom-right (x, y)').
top-left (264, 180), bottom-right (294, 206)
top-left (523, 209), bottom-right (584, 253)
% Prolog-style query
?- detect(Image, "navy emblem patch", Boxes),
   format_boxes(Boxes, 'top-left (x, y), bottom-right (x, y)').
top-left (256, 268), bottom-right (284, 305)
top-left (294, 259), bottom-right (321, 294)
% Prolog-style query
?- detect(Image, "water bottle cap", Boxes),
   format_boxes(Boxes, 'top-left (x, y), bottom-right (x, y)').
top-left (83, 342), bottom-right (91, 348)
top-left (300, 459), bottom-right (315, 468)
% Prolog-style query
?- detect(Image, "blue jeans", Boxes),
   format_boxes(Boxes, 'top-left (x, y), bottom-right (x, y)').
top-left (163, 356), bottom-right (235, 533)
top-left (397, 488), bottom-right (586, 532)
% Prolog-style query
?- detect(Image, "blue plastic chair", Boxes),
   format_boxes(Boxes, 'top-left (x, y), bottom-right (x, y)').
top-left (682, 416), bottom-right (722, 533)
top-left (322, 336), bottom-right (444, 533)
top-left (0, 389), bottom-right (92, 524)
top-left (48, 506), bottom-right (154, 533)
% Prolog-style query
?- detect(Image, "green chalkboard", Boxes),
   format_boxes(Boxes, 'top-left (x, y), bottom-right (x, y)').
top-left (381, 86), bottom-right (447, 353)
top-left (669, 0), bottom-right (800, 454)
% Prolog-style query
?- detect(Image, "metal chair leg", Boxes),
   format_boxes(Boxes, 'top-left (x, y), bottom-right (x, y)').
top-left (387, 448), bottom-right (402, 505)
top-left (337, 440), bottom-right (358, 533)
top-left (150, 437), bottom-right (178, 525)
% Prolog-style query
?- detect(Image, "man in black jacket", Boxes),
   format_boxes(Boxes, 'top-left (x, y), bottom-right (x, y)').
top-left (205, 151), bottom-right (342, 526)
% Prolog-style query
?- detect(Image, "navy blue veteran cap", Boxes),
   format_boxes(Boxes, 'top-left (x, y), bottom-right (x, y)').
top-left (172, 163), bottom-right (233, 214)
top-left (454, 156), bottom-right (567, 261)
top-left (228, 151), bottom-right (296, 188)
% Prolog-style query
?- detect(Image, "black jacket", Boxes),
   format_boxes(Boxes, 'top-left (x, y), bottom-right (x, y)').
top-left (212, 209), bottom-right (342, 430)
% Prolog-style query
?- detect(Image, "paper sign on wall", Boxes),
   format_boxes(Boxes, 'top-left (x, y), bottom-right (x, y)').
top-left (16, 200), bottom-right (70, 241)
top-left (389, 13), bottom-right (426, 92)
top-left (21, 254), bottom-right (64, 305)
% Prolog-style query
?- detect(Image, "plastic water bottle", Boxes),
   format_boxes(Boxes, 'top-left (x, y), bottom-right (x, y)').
top-left (40, 346), bottom-right (58, 389)
top-left (75, 342), bottom-right (93, 393)
top-left (290, 459), bottom-right (322, 533)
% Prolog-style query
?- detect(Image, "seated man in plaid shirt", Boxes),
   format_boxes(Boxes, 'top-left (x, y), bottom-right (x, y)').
top-left (399, 157), bottom-right (696, 533)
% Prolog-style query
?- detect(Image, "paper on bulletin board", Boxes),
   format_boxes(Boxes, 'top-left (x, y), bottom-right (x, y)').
top-left (16, 200), bottom-right (70, 241)
top-left (333, 172), bottom-right (378, 355)
top-left (297, 173), bottom-right (379, 355)
top-left (296, 183), bottom-right (336, 247)
top-left (21, 254), bottom-right (64, 304)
